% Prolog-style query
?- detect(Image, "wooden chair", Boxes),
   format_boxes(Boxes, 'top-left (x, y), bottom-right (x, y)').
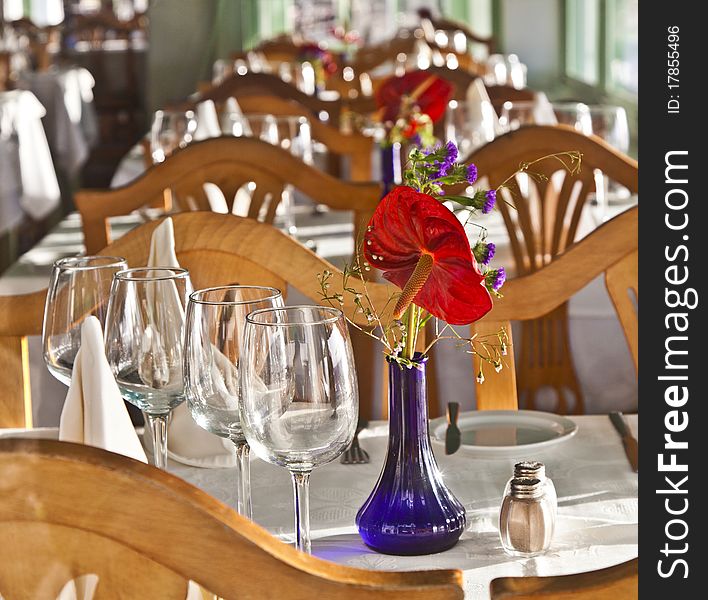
top-left (0, 52), bottom-right (11, 91)
top-left (471, 206), bottom-right (637, 411)
top-left (490, 558), bottom-right (637, 599)
top-left (0, 213), bottom-right (394, 427)
top-left (177, 94), bottom-right (374, 182)
top-left (457, 126), bottom-right (637, 413)
top-left (485, 85), bottom-right (536, 115)
top-left (0, 437), bottom-right (464, 599)
top-left (74, 136), bottom-right (381, 254)
top-left (192, 71), bottom-right (343, 129)
top-left (419, 13), bottom-right (497, 56)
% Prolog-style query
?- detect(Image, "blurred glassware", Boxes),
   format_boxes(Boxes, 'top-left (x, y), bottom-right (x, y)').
top-left (43, 256), bottom-right (128, 386)
top-left (150, 109), bottom-right (197, 163)
top-left (185, 285), bottom-right (284, 519)
top-left (551, 101), bottom-right (593, 135)
top-left (485, 53), bottom-right (527, 89)
top-left (244, 113), bottom-right (314, 234)
top-left (240, 306), bottom-right (358, 553)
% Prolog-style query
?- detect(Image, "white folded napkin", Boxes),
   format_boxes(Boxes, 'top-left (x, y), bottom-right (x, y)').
top-left (221, 97), bottom-right (253, 136)
top-left (148, 218), bottom-right (237, 468)
top-left (59, 316), bottom-right (147, 463)
top-left (532, 92), bottom-right (559, 126)
top-left (466, 79), bottom-right (504, 145)
top-left (193, 99), bottom-right (222, 141)
top-left (11, 90), bottom-right (62, 220)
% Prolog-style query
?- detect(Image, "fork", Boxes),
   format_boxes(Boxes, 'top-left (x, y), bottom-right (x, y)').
top-left (341, 418), bottom-right (370, 464)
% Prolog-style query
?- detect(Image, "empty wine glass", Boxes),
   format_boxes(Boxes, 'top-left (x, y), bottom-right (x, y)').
top-left (104, 268), bottom-right (193, 469)
top-left (150, 109), bottom-right (197, 163)
top-left (588, 104), bottom-right (632, 211)
top-left (240, 306), bottom-right (358, 553)
top-left (499, 100), bottom-right (536, 132)
top-left (43, 256), bottom-right (128, 385)
top-left (551, 102), bottom-right (593, 135)
top-left (184, 286), bottom-right (285, 518)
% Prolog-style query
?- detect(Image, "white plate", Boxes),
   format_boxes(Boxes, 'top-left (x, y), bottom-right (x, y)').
top-left (430, 410), bottom-right (577, 455)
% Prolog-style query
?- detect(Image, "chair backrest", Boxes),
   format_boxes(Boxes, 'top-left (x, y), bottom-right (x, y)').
top-left (471, 206), bottom-right (638, 410)
top-left (74, 136), bottom-right (380, 254)
top-left (183, 94), bottom-right (374, 182)
top-left (485, 85), bottom-right (536, 114)
top-left (458, 125), bottom-right (638, 276)
top-left (0, 438), bottom-right (464, 599)
top-left (193, 71), bottom-right (343, 126)
top-left (490, 558), bottom-right (637, 599)
top-left (0, 213), bottom-right (393, 427)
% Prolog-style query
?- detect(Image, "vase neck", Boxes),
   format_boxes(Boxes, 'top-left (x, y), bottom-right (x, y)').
top-left (387, 359), bottom-right (429, 442)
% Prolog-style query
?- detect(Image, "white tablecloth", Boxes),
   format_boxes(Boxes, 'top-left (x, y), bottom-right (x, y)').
top-left (18, 67), bottom-right (98, 178)
top-left (0, 414), bottom-right (638, 599)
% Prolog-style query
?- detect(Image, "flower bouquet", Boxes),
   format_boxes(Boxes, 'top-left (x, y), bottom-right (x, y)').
top-left (320, 140), bottom-right (581, 555)
top-left (372, 70), bottom-right (454, 193)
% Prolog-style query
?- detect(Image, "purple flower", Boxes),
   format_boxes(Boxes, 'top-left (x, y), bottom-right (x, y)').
top-left (485, 267), bottom-right (506, 292)
top-left (483, 189), bottom-right (496, 214)
top-left (467, 163), bottom-right (478, 184)
top-left (444, 140), bottom-right (458, 163)
top-left (473, 241), bottom-right (495, 266)
top-left (410, 133), bottom-right (422, 146)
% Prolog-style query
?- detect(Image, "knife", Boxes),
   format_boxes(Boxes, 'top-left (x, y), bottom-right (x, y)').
top-left (445, 402), bottom-right (461, 455)
top-left (609, 411), bottom-right (638, 472)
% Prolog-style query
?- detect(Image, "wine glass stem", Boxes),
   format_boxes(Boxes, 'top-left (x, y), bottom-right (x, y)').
top-left (291, 471), bottom-right (311, 554)
top-left (146, 413), bottom-right (169, 469)
top-left (233, 440), bottom-right (253, 520)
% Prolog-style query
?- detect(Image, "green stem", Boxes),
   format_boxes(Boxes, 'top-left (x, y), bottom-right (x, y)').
top-left (404, 304), bottom-right (418, 360)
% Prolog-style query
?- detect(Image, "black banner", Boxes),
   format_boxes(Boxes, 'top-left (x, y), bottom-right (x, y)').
top-left (639, 3), bottom-right (705, 595)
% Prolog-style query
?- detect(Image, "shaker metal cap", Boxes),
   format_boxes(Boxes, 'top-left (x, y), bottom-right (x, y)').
top-left (510, 477), bottom-right (543, 498)
top-left (514, 461), bottom-right (545, 479)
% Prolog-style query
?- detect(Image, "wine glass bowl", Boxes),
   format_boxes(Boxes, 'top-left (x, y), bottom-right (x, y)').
top-left (184, 285), bottom-right (285, 518)
top-left (104, 267), bottom-right (192, 468)
top-left (42, 255), bottom-right (128, 385)
top-left (150, 109), bottom-right (197, 163)
top-left (240, 305), bottom-right (358, 552)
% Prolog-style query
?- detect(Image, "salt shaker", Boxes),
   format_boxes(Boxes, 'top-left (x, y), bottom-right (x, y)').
top-left (499, 477), bottom-right (555, 556)
top-left (503, 461), bottom-right (557, 511)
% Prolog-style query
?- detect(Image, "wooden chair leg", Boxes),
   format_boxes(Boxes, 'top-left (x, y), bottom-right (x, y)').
top-left (0, 336), bottom-right (33, 428)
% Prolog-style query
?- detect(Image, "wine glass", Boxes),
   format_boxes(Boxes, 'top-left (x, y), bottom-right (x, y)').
top-left (551, 102), bottom-right (593, 135)
top-left (184, 285), bottom-right (285, 518)
top-left (240, 306), bottom-right (358, 553)
top-left (499, 100), bottom-right (536, 132)
top-left (43, 256), bottom-right (128, 385)
top-left (104, 267), bottom-right (193, 469)
top-left (150, 109), bottom-right (197, 163)
top-left (588, 104), bottom-right (632, 213)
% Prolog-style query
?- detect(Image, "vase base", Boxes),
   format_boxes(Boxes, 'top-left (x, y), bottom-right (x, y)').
top-left (360, 536), bottom-right (462, 556)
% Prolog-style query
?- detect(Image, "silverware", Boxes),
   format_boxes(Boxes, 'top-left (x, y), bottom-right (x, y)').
top-left (445, 402), bottom-right (461, 455)
top-left (341, 418), bottom-right (370, 464)
top-left (609, 411), bottom-right (638, 472)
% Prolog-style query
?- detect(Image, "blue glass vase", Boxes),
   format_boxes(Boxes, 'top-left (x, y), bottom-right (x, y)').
top-left (380, 143), bottom-right (401, 197)
top-left (356, 353), bottom-right (467, 555)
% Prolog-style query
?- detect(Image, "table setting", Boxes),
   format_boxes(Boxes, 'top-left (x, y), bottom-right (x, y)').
top-left (1, 131), bottom-right (637, 599)
top-left (0, 7), bottom-right (642, 597)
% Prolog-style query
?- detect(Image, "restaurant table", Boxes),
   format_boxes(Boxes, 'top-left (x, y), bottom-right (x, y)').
top-left (0, 413), bottom-right (638, 599)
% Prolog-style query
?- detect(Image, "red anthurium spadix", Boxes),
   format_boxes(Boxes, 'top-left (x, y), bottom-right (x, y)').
top-left (363, 187), bottom-right (493, 326)
top-left (375, 71), bottom-right (454, 124)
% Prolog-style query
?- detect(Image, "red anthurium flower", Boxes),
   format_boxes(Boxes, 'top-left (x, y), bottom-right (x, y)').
top-left (375, 71), bottom-right (454, 124)
top-left (364, 187), bottom-right (492, 325)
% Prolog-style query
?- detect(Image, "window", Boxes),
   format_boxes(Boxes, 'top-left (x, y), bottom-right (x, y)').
top-left (607, 0), bottom-right (638, 94)
top-left (565, 0), bottom-right (600, 85)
